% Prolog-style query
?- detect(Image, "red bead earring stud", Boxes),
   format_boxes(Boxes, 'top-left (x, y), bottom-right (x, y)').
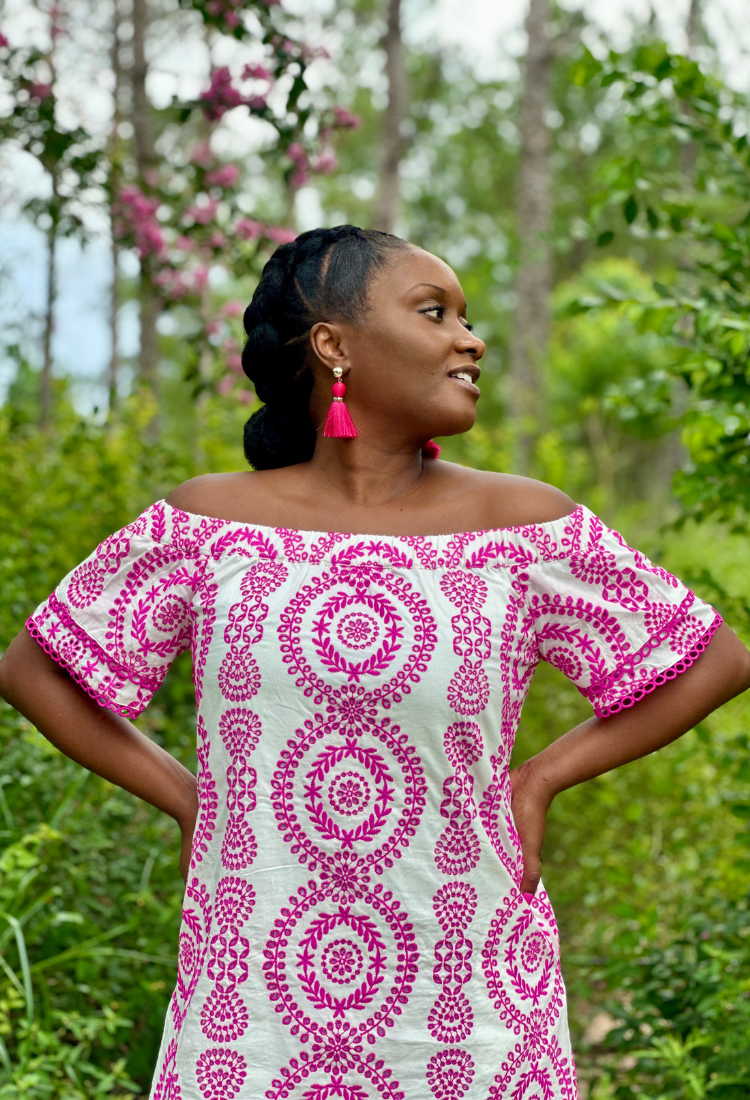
top-left (323, 366), bottom-right (358, 438)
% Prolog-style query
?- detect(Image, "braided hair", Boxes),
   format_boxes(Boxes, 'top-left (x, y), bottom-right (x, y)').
top-left (241, 224), bottom-right (410, 470)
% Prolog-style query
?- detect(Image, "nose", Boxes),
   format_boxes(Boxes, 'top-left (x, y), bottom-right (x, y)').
top-left (456, 329), bottom-right (485, 359)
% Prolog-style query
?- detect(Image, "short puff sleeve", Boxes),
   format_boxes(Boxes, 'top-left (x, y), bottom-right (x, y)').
top-left (26, 502), bottom-right (204, 718)
top-left (526, 507), bottom-right (722, 718)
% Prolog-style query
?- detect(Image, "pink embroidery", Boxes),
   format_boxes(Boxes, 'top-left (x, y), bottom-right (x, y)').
top-left (271, 714), bottom-right (426, 876)
top-left (195, 1047), bottom-right (247, 1099)
top-left (425, 1048), bottom-right (475, 1100)
top-left (591, 611), bottom-right (722, 717)
top-left (277, 559), bottom-right (437, 709)
top-left (263, 879), bottom-right (418, 1045)
top-left (152, 1039), bottom-right (182, 1100)
top-left (219, 707), bottom-right (261, 871)
top-left (442, 567), bottom-right (492, 718)
top-left (25, 500), bottom-right (717, 1100)
top-left (200, 877), bottom-right (255, 1045)
top-left (191, 718), bottom-right (217, 869)
top-left (218, 558), bottom-right (288, 701)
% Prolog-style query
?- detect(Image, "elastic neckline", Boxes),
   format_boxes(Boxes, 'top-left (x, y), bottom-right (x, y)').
top-left (157, 498), bottom-right (584, 543)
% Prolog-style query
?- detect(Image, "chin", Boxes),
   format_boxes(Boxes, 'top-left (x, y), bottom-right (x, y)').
top-left (430, 407), bottom-right (477, 438)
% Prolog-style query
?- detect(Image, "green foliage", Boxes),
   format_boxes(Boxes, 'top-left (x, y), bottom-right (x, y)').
top-left (0, 391), bottom-right (245, 1093)
top-left (3, 11), bottom-right (750, 1098)
top-left (580, 44), bottom-right (750, 529)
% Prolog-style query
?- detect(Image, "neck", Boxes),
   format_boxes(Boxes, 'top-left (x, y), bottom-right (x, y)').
top-left (306, 436), bottom-right (427, 510)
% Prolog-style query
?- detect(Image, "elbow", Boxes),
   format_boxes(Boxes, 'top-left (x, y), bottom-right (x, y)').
top-left (0, 651), bottom-right (15, 704)
top-left (733, 642), bottom-right (750, 696)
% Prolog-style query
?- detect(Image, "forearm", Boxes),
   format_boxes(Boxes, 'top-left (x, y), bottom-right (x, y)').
top-left (0, 629), bottom-right (197, 829)
top-left (518, 622), bottom-right (750, 806)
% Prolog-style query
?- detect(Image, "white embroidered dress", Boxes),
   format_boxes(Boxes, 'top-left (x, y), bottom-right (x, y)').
top-left (28, 501), bottom-right (720, 1100)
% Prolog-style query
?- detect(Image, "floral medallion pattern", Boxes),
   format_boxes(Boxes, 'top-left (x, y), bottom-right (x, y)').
top-left (27, 500), bottom-right (721, 1100)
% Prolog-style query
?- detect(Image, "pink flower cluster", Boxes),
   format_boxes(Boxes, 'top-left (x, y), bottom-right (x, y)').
top-left (27, 80), bottom-right (53, 101)
top-left (234, 219), bottom-right (295, 245)
top-left (242, 62), bottom-right (272, 81)
top-left (205, 0), bottom-right (244, 29)
top-left (287, 142), bottom-right (310, 188)
top-left (332, 105), bottom-right (361, 129)
top-left (206, 164), bottom-right (240, 188)
top-left (200, 66), bottom-right (267, 121)
top-left (154, 264), bottom-right (209, 300)
top-left (115, 185), bottom-right (166, 259)
top-left (185, 197), bottom-right (220, 225)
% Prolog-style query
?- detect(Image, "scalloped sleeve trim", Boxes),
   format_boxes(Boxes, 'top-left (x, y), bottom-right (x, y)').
top-left (586, 611), bottom-right (723, 719)
top-left (26, 592), bottom-right (163, 720)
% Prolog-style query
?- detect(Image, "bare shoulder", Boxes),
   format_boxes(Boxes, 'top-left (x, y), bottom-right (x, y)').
top-left (165, 472), bottom-right (256, 520)
top-left (435, 463), bottom-right (577, 529)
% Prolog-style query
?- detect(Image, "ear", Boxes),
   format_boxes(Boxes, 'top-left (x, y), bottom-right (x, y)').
top-left (309, 321), bottom-right (349, 373)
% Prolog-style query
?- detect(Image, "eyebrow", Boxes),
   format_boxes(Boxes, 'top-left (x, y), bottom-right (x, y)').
top-left (408, 282), bottom-right (468, 312)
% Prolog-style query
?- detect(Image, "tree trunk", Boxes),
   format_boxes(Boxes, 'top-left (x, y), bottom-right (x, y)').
top-left (681, 0), bottom-right (703, 177)
top-left (39, 217), bottom-right (58, 428)
top-left (372, 0), bottom-right (407, 233)
top-left (508, 0), bottom-right (552, 475)
top-left (131, 0), bottom-right (159, 392)
top-left (108, 0), bottom-right (124, 417)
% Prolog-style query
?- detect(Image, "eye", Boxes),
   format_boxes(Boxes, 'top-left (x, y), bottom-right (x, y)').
top-left (462, 320), bottom-right (474, 332)
top-left (419, 305), bottom-right (445, 320)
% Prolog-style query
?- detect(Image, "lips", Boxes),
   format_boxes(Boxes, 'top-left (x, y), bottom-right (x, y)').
top-left (448, 364), bottom-right (481, 391)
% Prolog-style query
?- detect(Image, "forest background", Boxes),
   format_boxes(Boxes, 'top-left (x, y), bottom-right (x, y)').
top-left (2, 0), bottom-right (750, 1096)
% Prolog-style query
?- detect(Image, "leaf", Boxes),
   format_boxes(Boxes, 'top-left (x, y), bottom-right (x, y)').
top-left (623, 195), bottom-right (639, 224)
top-left (729, 804), bottom-right (750, 819)
top-left (570, 48), bottom-right (603, 87)
top-left (597, 229), bottom-right (614, 247)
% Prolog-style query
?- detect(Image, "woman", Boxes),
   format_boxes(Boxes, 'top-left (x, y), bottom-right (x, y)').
top-left (1, 225), bottom-right (748, 1100)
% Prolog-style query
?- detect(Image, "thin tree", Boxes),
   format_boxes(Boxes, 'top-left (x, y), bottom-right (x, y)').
top-left (108, 0), bottom-right (125, 417)
top-left (372, 0), bottom-right (407, 233)
top-left (40, 172), bottom-right (59, 429)
top-left (35, 2), bottom-right (61, 428)
top-left (681, 0), bottom-right (704, 177)
top-left (508, 0), bottom-right (552, 475)
top-left (131, 0), bottom-right (159, 392)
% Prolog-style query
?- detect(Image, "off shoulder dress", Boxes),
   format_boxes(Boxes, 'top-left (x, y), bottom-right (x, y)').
top-left (27, 501), bottom-right (720, 1100)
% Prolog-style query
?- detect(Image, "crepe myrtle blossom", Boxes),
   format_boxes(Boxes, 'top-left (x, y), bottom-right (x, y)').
top-left (27, 81), bottom-right (53, 101)
top-left (185, 198), bottom-right (219, 225)
top-left (154, 265), bottom-right (209, 301)
top-left (287, 141), bottom-right (310, 188)
top-left (115, 186), bottom-right (166, 259)
top-left (0, 31), bottom-right (10, 48)
top-left (332, 105), bottom-right (361, 129)
top-left (190, 141), bottom-right (214, 167)
top-left (312, 149), bottom-right (338, 175)
top-left (242, 62), bottom-right (273, 82)
top-left (206, 164), bottom-right (240, 189)
top-left (206, 0), bottom-right (242, 29)
top-left (265, 226), bottom-right (297, 244)
top-left (200, 66), bottom-right (267, 121)
top-left (234, 218), bottom-right (263, 240)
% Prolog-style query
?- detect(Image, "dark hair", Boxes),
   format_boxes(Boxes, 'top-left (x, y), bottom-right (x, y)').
top-left (241, 224), bottom-right (410, 470)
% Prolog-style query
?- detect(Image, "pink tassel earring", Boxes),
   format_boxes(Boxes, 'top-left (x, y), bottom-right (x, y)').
top-left (323, 366), bottom-right (358, 439)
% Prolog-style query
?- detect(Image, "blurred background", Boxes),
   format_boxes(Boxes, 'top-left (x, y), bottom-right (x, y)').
top-left (1, 0), bottom-right (750, 1095)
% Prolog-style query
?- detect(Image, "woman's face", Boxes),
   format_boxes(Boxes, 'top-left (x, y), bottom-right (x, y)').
top-left (309, 247), bottom-right (486, 446)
